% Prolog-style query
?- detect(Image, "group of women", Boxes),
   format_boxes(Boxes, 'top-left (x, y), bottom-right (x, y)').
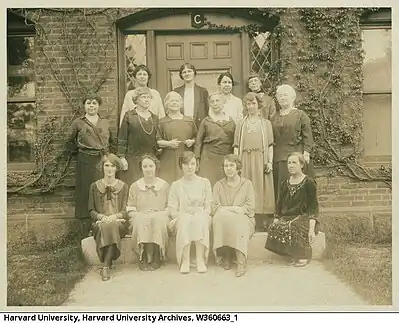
top-left (66, 62), bottom-right (320, 282)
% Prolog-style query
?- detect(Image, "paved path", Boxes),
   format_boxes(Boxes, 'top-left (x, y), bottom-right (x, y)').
top-left (64, 257), bottom-right (367, 309)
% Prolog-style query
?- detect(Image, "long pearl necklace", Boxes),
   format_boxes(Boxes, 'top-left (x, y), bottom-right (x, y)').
top-left (246, 116), bottom-right (260, 133)
top-left (137, 110), bottom-right (154, 135)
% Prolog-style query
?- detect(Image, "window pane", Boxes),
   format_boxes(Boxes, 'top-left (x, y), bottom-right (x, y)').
top-left (362, 29), bottom-right (391, 93)
top-left (125, 34), bottom-right (147, 92)
top-left (363, 94), bottom-right (391, 156)
top-left (7, 36), bottom-right (35, 100)
top-left (7, 102), bottom-right (36, 163)
top-left (250, 32), bottom-right (273, 90)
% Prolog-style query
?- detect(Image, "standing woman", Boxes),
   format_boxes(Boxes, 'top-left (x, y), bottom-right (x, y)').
top-left (88, 154), bottom-right (129, 281)
top-left (117, 87), bottom-right (159, 186)
top-left (120, 64), bottom-right (165, 126)
top-left (212, 154), bottom-right (255, 277)
top-left (195, 93), bottom-right (236, 187)
top-left (157, 91), bottom-right (197, 184)
top-left (217, 72), bottom-right (243, 123)
top-left (66, 94), bottom-right (115, 237)
top-left (127, 154), bottom-right (170, 271)
top-left (167, 151), bottom-right (212, 274)
top-left (173, 63), bottom-right (209, 129)
top-left (247, 74), bottom-right (276, 120)
top-left (265, 152), bottom-right (319, 267)
top-left (234, 92), bottom-right (275, 232)
top-left (272, 84), bottom-right (315, 202)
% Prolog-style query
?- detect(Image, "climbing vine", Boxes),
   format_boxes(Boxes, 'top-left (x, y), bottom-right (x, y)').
top-left (7, 8), bottom-right (391, 195)
top-left (208, 7), bottom-right (392, 188)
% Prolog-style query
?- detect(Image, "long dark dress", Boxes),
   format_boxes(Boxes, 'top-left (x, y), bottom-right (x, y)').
top-left (271, 108), bottom-right (315, 201)
top-left (194, 116), bottom-right (235, 187)
top-left (88, 179), bottom-right (130, 263)
top-left (117, 109), bottom-right (159, 186)
top-left (265, 176), bottom-right (319, 260)
top-left (157, 116), bottom-right (197, 184)
top-left (66, 116), bottom-right (114, 224)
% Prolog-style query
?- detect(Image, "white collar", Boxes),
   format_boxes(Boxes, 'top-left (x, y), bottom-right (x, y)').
top-left (136, 177), bottom-right (166, 192)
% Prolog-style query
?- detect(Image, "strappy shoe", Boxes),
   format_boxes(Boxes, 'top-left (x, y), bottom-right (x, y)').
top-left (101, 267), bottom-right (110, 281)
top-left (235, 265), bottom-right (246, 278)
top-left (223, 257), bottom-right (232, 270)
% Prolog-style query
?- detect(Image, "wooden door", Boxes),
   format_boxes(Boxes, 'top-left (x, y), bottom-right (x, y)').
top-left (155, 33), bottom-right (242, 100)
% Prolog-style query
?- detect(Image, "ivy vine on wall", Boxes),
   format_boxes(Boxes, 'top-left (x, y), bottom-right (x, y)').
top-left (7, 7), bottom-right (391, 195)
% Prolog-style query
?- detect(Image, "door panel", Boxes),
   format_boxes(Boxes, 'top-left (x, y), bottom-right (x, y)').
top-left (156, 33), bottom-right (242, 100)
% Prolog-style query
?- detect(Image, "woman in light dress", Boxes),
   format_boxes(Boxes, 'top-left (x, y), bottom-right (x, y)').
top-left (167, 151), bottom-right (212, 274)
top-left (212, 154), bottom-right (255, 277)
top-left (234, 92), bottom-right (275, 232)
top-left (127, 154), bottom-right (170, 271)
top-left (217, 72), bottom-right (243, 123)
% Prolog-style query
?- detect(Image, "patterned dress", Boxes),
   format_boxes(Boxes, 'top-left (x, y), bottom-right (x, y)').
top-left (127, 177), bottom-right (170, 261)
top-left (265, 176), bottom-right (319, 260)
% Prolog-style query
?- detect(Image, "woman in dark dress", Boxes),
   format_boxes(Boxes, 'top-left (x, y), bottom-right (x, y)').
top-left (271, 84), bottom-right (315, 202)
top-left (195, 92), bottom-right (236, 187)
top-left (173, 63), bottom-right (209, 129)
top-left (88, 154), bottom-right (129, 281)
top-left (157, 91), bottom-right (197, 184)
top-left (118, 87), bottom-right (159, 186)
top-left (265, 152), bottom-right (319, 267)
top-left (66, 94), bottom-right (115, 238)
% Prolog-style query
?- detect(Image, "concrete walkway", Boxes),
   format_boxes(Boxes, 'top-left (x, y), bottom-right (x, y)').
top-left (64, 256), bottom-right (367, 310)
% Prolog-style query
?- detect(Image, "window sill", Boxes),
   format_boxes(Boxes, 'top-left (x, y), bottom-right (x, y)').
top-left (7, 162), bottom-right (37, 173)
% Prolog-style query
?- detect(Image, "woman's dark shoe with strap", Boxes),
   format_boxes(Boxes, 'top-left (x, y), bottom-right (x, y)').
top-left (223, 257), bottom-right (232, 270)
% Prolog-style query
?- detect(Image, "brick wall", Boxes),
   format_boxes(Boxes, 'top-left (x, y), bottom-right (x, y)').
top-left (7, 8), bottom-right (391, 244)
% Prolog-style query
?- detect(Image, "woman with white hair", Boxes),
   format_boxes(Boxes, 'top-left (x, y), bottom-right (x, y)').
top-left (271, 84), bottom-right (315, 201)
top-left (156, 91), bottom-right (197, 184)
top-left (119, 64), bottom-right (165, 127)
top-left (117, 87), bottom-right (159, 186)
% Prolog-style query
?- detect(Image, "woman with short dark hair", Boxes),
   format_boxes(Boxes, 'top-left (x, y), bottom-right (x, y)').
top-left (217, 72), bottom-right (243, 123)
top-left (167, 151), bottom-right (212, 274)
top-left (88, 153), bottom-right (129, 281)
top-left (120, 64), bottom-right (165, 126)
top-left (66, 94), bottom-right (115, 236)
top-left (127, 154), bottom-right (170, 271)
top-left (212, 154), bottom-right (255, 277)
top-left (173, 63), bottom-right (209, 128)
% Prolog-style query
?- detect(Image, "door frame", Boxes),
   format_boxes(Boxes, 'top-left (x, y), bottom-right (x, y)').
top-left (116, 8), bottom-right (278, 123)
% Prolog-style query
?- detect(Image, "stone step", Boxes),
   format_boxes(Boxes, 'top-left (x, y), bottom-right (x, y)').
top-left (82, 232), bottom-right (325, 266)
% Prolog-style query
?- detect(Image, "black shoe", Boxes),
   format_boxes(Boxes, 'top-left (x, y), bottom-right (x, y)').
top-left (139, 261), bottom-right (149, 271)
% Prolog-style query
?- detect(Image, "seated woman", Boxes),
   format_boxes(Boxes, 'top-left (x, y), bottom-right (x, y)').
top-left (265, 152), bottom-right (319, 267)
top-left (88, 154), bottom-right (130, 281)
top-left (212, 154), bottom-right (255, 277)
top-left (127, 154), bottom-right (170, 271)
top-left (167, 151), bottom-right (212, 274)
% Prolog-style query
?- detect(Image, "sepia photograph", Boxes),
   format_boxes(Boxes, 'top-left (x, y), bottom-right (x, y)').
top-left (5, 5), bottom-right (392, 310)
